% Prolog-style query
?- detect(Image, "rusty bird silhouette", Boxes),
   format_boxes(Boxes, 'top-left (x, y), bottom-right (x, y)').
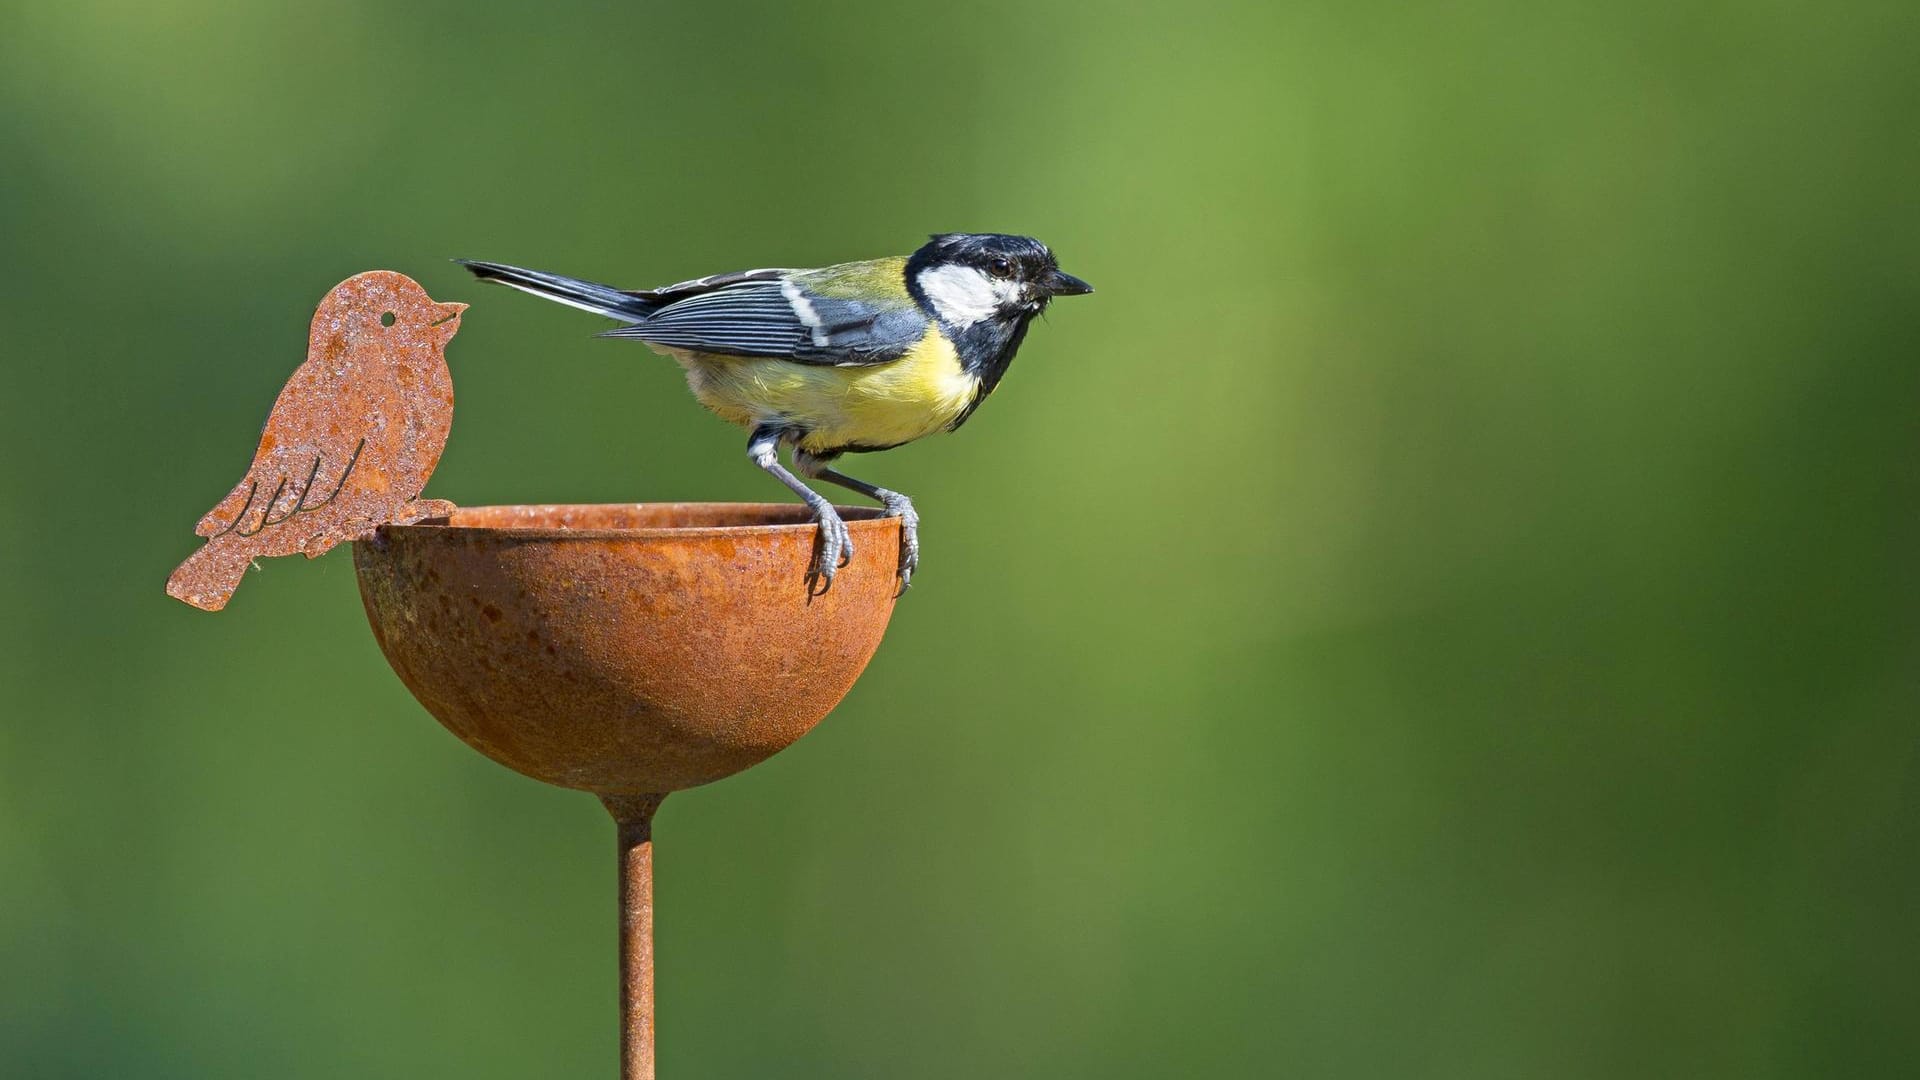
top-left (166, 271), bottom-right (465, 611)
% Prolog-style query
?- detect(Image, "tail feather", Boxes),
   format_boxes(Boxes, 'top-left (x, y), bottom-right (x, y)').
top-left (166, 541), bottom-right (254, 612)
top-left (456, 260), bottom-right (658, 323)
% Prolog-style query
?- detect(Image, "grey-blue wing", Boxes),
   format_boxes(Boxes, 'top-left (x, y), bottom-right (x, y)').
top-left (601, 275), bottom-right (929, 367)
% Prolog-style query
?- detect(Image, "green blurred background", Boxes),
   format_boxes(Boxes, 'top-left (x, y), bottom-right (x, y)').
top-left (4, 1), bottom-right (1917, 1076)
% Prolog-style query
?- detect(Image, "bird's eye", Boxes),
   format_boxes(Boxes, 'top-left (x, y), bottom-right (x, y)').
top-left (380, 312), bottom-right (396, 327)
top-left (988, 258), bottom-right (1013, 278)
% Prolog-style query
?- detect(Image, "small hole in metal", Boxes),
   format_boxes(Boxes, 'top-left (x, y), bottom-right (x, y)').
top-left (380, 311), bottom-right (396, 327)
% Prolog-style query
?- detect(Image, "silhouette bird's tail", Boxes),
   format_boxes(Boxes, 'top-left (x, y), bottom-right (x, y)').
top-left (166, 540), bottom-right (253, 612)
top-left (456, 260), bottom-right (659, 323)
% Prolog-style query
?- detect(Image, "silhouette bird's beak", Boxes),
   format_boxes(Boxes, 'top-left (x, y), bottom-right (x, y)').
top-left (431, 302), bottom-right (468, 343)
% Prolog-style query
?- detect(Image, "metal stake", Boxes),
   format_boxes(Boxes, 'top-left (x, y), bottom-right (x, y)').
top-left (604, 794), bottom-right (668, 1080)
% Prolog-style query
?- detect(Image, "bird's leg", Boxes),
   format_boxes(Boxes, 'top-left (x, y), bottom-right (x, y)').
top-left (749, 425), bottom-right (851, 596)
top-left (794, 451), bottom-right (919, 591)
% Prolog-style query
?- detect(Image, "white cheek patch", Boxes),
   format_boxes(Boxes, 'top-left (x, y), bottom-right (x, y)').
top-left (917, 264), bottom-right (1000, 327)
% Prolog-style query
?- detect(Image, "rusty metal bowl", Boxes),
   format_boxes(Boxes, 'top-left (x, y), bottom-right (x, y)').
top-left (351, 502), bottom-right (901, 795)
top-left (352, 502), bottom-right (902, 1077)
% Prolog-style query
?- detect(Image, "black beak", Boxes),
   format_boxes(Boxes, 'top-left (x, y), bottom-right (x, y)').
top-left (1040, 269), bottom-right (1094, 296)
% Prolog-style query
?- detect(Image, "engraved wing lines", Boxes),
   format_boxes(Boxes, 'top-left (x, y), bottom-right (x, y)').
top-left (200, 437), bottom-right (367, 540)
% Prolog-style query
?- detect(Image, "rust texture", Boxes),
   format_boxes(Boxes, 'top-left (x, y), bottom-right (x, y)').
top-left (351, 503), bottom-right (901, 793)
top-left (604, 793), bottom-right (667, 1080)
top-left (166, 270), bottom-right (465, 611)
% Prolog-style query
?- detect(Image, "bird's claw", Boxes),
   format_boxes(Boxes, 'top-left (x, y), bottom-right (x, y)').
top-left (879, 492), bottom-right (919, 593)
top-left (805, 503), bottom-right (853, 597)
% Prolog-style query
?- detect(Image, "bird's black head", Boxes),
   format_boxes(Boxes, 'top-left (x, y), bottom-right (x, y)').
top-left (905, 233), bottom-right (1093, 330)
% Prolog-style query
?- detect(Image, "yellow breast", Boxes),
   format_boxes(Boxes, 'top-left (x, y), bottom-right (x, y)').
top-left (672, 326), bottom-right (979, 453)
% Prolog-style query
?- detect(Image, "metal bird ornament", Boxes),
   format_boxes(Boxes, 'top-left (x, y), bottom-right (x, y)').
top-left (166, 271), bottom-right (466, 611)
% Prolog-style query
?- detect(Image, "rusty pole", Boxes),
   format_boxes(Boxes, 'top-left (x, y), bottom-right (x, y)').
top-left (603, 794), bottom-right (668, 1080)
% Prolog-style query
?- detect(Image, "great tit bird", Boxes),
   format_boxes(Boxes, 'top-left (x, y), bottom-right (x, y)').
top-left (459, 233), bottom-right (1092, 593)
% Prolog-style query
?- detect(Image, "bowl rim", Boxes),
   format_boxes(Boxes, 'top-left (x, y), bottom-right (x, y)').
top-left (375, 501), bottom-right (894, 542)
